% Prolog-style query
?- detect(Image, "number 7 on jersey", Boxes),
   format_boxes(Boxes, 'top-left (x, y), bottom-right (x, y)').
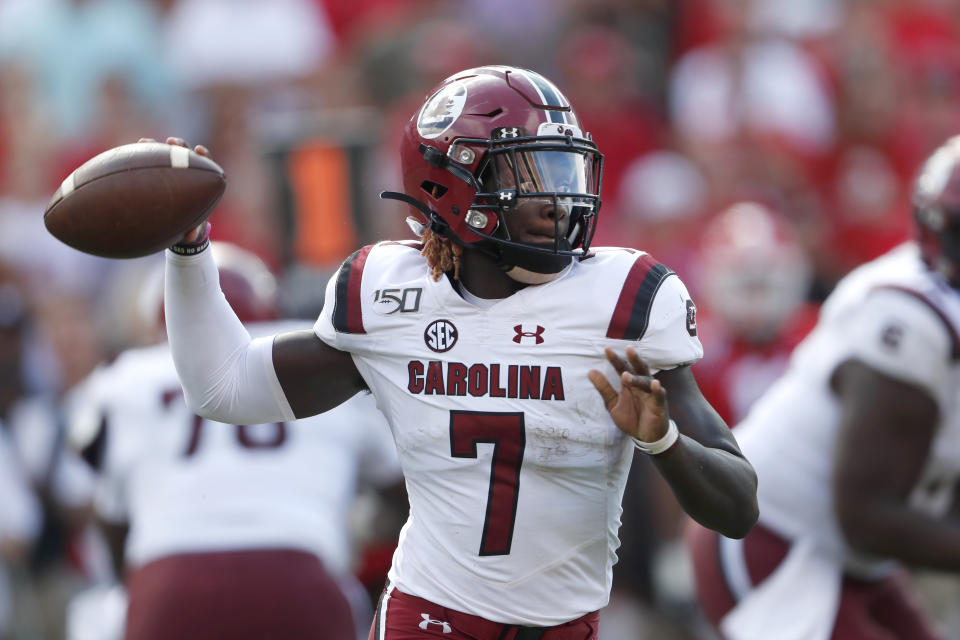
top-left (449, 411), bottom-right (525, 556)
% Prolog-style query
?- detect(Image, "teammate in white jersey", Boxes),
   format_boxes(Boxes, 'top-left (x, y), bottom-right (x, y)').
top-left (157, 66), bottom-right (758, 639)
top-left (69, 243), bottom-right (402, 640)
top-left (687, 135), bottom-right (960, 640)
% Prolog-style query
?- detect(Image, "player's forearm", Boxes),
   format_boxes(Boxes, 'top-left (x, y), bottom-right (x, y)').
top-left (653, 438), bottom-right (758, 539)
top-left (164, 250), bottom-right (294, 423)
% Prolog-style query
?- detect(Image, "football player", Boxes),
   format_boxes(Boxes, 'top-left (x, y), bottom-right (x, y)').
top-left (159, 66), bottom-right (758, 638)
top-left (686, 135), bottom-right (960, 639)
top-left (69, 243), bottom-right (402, 640)
top-left (691, 201), bottom-right (818, 425)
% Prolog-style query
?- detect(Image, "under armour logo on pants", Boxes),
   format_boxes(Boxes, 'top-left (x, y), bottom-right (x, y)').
top-left (419, 613), bottom-right (452, 634)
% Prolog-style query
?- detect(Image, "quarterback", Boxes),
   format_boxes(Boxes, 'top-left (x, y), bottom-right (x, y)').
top-left (161, 66), bottom-right (757, 638)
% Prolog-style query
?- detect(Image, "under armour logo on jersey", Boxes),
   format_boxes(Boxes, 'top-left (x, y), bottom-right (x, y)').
top-left (513, 324), bottom-right (545, 344)
top-left (419, 614), bottom-right (452, 634)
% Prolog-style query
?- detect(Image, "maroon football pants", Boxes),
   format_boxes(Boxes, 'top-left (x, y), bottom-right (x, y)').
top-left (686, 522), bottom-right (943, 640)
top-left (369, 586), bottom-right (599, 640)
top-left (126, 548), bottom-right (357, 640)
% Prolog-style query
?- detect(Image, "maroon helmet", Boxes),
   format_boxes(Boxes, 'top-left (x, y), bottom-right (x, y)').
top-left (211, 242), bottom-right (279, 323)
top-left (914, 135), bottom-right (960, 287)
top-left (382, 65), bottom-right (604, 281)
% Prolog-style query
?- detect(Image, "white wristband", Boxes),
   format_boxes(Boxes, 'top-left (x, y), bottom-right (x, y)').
top-left (631, 419), bottom-right (680, 456)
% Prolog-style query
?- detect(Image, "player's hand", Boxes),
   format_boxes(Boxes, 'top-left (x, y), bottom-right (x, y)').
top-left (588, 346), bottom-right (669, 442)
top-left (139, 137), bottom-right (212, 244)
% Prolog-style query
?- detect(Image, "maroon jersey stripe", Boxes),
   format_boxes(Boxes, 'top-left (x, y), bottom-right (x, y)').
top-left (873, 285), bottom-right (960, 360)
top-left (606, 254), bottom-right (675, 340)
top-left (332, 245), bottom-right (373, 334)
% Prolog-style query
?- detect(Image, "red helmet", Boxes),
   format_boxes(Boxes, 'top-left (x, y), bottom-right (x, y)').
top-left (383, 65), bottom-right (604, 280)
top-left (914, 135), bottom-right (960, 287)
top-left (699, 202), bottom-right (811, 342)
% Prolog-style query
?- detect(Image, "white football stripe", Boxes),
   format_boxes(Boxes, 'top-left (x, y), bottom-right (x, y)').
top-left (170, 145), bottom-right (190, 168)
top-left (61, 172), bottom-right (76, 196)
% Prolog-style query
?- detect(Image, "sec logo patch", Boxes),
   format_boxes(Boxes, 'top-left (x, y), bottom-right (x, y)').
top-left (424, 319), bottom-right (458, 353)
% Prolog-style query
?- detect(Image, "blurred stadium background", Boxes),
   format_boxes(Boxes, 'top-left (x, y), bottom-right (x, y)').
top-left (0, 0), bottom-right (959, 638)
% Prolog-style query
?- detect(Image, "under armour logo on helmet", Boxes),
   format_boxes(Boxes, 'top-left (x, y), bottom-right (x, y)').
top-left (494, 127), bottom-right (523, 139)
top-left (419, 614), bottom-right (452, 634)
top-left (513, 324), bottom-right (545, 344)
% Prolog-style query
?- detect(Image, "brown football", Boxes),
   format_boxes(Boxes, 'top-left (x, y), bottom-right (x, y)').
top-left (44, 142), bottom-right (226, 259)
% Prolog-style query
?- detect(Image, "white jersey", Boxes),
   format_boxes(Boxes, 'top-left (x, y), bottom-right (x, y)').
top-left (314, 242), bottom-right (702, 625)
top-left (736, 243), bottom-right (960, 575)
top-left (68, 321), bottom-right (401, 574)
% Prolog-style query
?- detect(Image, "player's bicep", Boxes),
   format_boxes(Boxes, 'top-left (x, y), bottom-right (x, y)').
top-left (273, 330), bottom-right (366, 418)
top-left (656, 364), bottom-right (742, 456)
top-left (831, 360), bottom-right (938, 546)
top-left (832, 360), bottom-right (938, 500)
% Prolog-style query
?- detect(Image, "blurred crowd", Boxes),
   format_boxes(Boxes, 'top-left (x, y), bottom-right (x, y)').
top-left (0, 0), bottom-right (958, 638)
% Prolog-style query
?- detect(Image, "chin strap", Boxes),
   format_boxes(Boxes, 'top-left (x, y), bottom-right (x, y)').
top-left (380, 191), bottom-right (573, 278)
top-left (379, 191), bottom-right (434, 219)
top-left (379, 191), bottom-right (455, 236)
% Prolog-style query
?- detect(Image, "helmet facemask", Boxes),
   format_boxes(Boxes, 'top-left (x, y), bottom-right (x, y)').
top-left (916, 204), bottom-right (960, 288)
top-left (913, 135), bottom-right (960, 289)
top-left (462, 128), bottom-right (603, 281)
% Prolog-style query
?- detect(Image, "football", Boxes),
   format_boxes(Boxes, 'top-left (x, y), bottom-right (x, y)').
top-left (44, 142), bottom-right (226, 259)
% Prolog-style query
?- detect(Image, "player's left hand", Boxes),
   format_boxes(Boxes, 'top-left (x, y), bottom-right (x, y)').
top-left (588, 346), bottom-right (670, 443)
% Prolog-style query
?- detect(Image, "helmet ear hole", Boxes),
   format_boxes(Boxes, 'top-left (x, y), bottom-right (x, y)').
top-left (420, 180), bottom-right (448, 199)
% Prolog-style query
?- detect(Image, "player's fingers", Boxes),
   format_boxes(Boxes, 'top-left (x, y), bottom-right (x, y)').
top-left (165, 136), bottom-right (188, 147)
top-left (604, 347), bottom-right (631, 376)
top-left (138, 137), bottom-right (156, 143)
top-left (622, 373), bottom-right (668, 410)
top-left (181, 222), bottom-right (209, 243)
top-left (588, 370), bottom-right (618, 410)
top-left (621, 371), bottom-right (653, 393)
top-left (194, 145), bottom-right (210, 157)
top-left (625, 346), bottom-right (651, 377)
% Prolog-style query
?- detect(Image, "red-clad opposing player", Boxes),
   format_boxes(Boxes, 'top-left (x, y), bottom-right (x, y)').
top-left (69, 243), bottom-right (402, 640)
top-left (158, 66), bottom-right (757, 638)
top-left (691, 202), bottom-right (818, 426)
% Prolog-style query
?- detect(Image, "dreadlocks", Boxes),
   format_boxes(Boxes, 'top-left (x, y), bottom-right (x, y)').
top-left (421, 229), bottom-right (462, 282)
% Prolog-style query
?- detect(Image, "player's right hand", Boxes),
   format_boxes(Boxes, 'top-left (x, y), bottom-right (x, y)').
top-left (138, 136), bottom-right (213, 245)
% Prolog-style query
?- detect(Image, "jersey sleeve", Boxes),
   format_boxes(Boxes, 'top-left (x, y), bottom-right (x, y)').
top-left (635, 273), bottom-right (704, 371)
top-left (314, 245), bottom-right (375, 351)
top-left (314, 268), bottom-right (343, 349)
top-left (840, 288), bottom-right (955, 395)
